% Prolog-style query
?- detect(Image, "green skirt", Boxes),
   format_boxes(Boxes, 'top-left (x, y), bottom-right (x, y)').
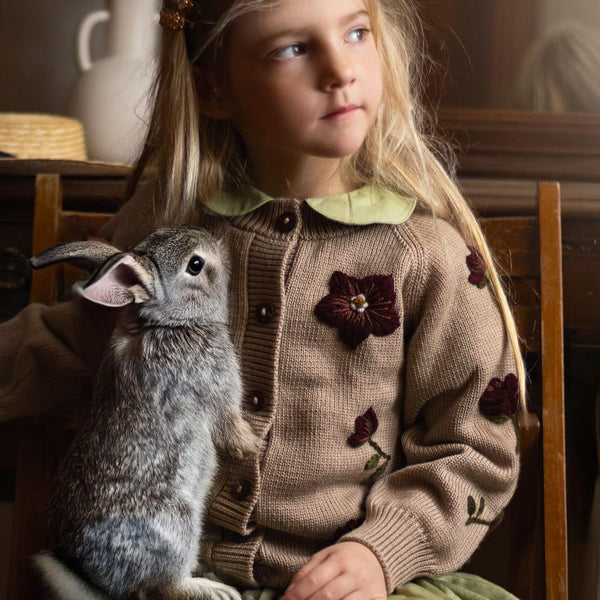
top-left (240, 573), bottom-right (520, 600)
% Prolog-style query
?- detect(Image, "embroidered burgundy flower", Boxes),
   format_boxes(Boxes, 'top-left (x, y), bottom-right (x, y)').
top-left (479, 373), bottom-right (519, 422)
top-left (348, 407), bottom-right (391, 483)
top-left (348, 407), bottom-right (378, 447)
top-left (315, 271), bottom-right (400, 349)
top-left (466, 246), bottom-right (489, 288)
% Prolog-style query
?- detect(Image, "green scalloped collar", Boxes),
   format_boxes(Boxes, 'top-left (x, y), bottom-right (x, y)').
top-left (205, 185), bottom-right (417, 225)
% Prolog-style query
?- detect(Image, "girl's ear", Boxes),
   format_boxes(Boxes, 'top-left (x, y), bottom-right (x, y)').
top-left (192, 65), bottom-right (233, 120)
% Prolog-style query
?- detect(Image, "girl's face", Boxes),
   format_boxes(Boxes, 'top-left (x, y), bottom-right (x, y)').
top-left (222, 0), bottom-right (383, 177)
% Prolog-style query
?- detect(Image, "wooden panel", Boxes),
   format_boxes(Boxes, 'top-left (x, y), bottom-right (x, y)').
top-left (29, 174), bottom-right (62, 305)
top-left (538, 183), bottom-right (568, 600)
top-left (0, 159), bottom-right (131, 178)
top-left (480, 217), bottom-right (538, 276)
top-left (440, 109), bottom-right (600, 182)
top-left (60, 211), bottom-right (112, 242)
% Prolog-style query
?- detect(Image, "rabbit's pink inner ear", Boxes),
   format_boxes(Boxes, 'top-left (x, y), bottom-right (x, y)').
top-left (82, 274), bottom-right (136, 307)
top-left (82, 256), bottom-right (151, 307)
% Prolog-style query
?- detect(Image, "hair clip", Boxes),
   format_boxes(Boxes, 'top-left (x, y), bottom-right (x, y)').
top-left (160, 0), bottom-right (199, 30)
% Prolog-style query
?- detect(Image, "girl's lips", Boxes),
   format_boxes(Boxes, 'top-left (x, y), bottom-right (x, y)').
top-left (322, 105), bottom-right (360, 119)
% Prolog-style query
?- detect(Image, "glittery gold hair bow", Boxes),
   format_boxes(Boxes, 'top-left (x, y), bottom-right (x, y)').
top-left (160, 0), bottom-right (201, 30)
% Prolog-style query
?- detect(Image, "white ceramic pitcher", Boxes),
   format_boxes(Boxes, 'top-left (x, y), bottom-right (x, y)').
top-left (67, 0), bottom-right (160, 163)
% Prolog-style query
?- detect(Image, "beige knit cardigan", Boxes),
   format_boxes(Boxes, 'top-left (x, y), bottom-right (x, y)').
top-left (0, 188), bottom-right (518, 593)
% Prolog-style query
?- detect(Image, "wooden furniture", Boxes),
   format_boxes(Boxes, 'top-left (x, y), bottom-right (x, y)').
top-left (0, 159), bottom-right (129, 323)
top-left (439, 108), bottom-right (600, 182)
top-left (464, 182), bottom-right (567, 600)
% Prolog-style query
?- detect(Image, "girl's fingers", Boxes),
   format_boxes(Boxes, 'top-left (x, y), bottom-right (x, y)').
top-left (306, 575), bottom-right (359, 600)
top-left (342, 591), bottom-right (386, 600)
top-left (283, 554), bottom-right (342, 600)
top-left (289, 546), bottom-right (336, 584)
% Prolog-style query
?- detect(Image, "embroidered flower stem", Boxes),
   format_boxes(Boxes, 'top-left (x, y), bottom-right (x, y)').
top-left (366, 439), bottom-right (391, 483)
top-left (348, 407), bottom-right (391, 484)
top-left (368, 438), bottom-right (391, 461)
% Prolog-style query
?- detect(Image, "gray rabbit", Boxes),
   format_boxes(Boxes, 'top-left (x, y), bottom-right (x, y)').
top-left (30, 227), bottom-right (260, 600)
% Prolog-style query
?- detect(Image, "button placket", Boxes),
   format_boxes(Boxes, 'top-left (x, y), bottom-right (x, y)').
top-left (209, 201), bottom-right (298, 540)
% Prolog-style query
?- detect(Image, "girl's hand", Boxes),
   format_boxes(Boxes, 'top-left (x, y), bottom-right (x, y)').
top-left (281, 541), bottom-right (387, 600)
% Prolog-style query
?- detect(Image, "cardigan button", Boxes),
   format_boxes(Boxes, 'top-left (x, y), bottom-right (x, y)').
top-left (256, 302), bottom-right (274, 324)
top-left (232, 478), bottom-right (252, 501)
top-left (276, 212), bottom-right (297, 233)
top-left (248, 392), bottom-right (265, 411)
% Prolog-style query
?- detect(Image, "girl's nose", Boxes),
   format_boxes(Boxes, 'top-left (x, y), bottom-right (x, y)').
top-left (319, 48), bottom-right (356, 91)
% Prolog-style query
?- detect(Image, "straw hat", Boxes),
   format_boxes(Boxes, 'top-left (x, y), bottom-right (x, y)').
top-left (0, 113), bottom-right (87, 160)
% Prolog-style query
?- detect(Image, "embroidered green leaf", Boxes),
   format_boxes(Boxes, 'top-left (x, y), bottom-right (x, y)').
top-left (465, 496), bottom-right (501, 528)
top-left (467, 495), bottom-right (477, 517)
top-left (368, 463), bottom-right (387, 484)
top-left (365, 454), bottom-right (380, 470)
top-left (477, 497), bottom-right (485, 518)
top-left (488, 415), bottom-right (512, 425)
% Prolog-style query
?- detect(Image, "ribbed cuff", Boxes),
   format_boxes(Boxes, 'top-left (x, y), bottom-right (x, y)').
top-left (339, 506), bottom-right (436, 593)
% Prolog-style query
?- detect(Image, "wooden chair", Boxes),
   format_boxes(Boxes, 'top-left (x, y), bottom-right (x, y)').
top-left (464, 181), bottom-right (568, 600)
top-left (7, 178), bottom-right (567, 600)
top-left (8, 174), bottom-right (113, 600)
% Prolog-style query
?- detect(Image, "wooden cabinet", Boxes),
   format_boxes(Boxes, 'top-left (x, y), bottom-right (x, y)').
top-left (0, 160), bottom-right (129, 323)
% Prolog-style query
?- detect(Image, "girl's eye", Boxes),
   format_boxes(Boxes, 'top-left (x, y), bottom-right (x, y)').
top-left (186, 255), bottom-right (205, 276)
top-left (347, 28), bottom-right (369, 43)
top-left (271, 44), bottom-right (305, 60)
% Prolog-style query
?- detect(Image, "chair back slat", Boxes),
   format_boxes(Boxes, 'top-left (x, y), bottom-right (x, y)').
top-left (464, 182), bottom-right (567, 600)
top-left (538, 182), bottom-right (568, 600)
top-left (29, 174), bottom-right (62, 305)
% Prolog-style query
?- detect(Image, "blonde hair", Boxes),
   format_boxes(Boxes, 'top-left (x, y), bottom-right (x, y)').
top-left (127, 0), bottom-right (527, 413)
top-left (514, 21), bottom-right (600, 113)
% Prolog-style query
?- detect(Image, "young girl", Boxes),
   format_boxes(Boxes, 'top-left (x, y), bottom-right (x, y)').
top-left (1, 0), bottom-right (526, 598)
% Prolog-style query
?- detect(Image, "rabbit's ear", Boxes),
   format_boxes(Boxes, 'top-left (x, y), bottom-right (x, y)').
top-left (82, 254), bottom-right (153, 307)
top-left (30, 241), bottom-right (120, 272)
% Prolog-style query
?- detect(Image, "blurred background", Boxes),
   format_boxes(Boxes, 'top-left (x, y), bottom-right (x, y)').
top-left (422, 0), bottom-right (600, 112)
top-left (1, 0), bottom-right (599, 116)
top-left (0, 0), bottom-right (107, 115)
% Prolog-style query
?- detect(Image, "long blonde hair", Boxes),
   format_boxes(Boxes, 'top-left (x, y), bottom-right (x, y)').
top-left (127, 0), bottom-right (528, 412)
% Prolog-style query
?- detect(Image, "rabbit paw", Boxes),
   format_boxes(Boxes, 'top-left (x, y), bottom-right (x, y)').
top-left (182, 577), bottom-right (243, 600)
top-left (216, 415), bottom-right (262, 460)
top-left (141, 577), bottom-right (242, 600)
top-left (231, 418), bottom-right (262, 460)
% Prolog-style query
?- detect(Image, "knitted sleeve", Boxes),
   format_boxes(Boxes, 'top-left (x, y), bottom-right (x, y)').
top-left (0, 183), bottom-right (155, 422)
top-left (340, 215), bottom-right (519, 591)
top-left (0, 299), bottom-right (117, 421)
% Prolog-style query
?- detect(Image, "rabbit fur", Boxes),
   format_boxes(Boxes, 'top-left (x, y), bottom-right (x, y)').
top-left (29, 227), bottom-right (260, 600)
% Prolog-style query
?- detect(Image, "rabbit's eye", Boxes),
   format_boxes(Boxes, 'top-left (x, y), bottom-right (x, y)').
top-left (186, 255), bottom-right (205, 276)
